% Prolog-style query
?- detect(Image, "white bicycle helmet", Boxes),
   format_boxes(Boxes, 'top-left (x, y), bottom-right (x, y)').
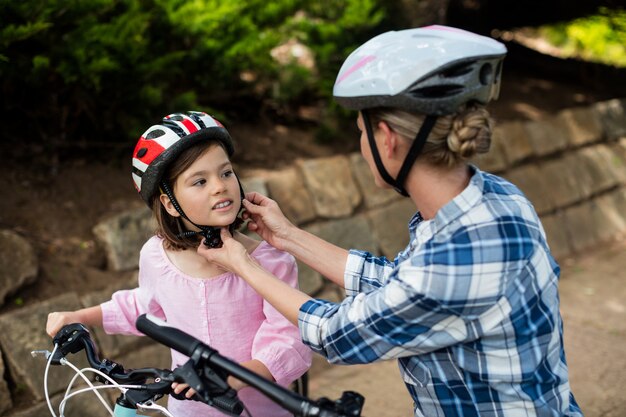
top-left (333, 25), bottom-right (506, 115)
top-left (332, 26), bottom-right (506, 197)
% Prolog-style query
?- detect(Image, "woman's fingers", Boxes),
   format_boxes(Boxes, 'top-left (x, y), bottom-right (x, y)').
top-left (242, 198), bottom-right (263, 215)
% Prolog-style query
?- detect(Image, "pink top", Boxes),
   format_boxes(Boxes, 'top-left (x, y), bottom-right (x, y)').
top-left (101, 236), bottom-right (311, 417)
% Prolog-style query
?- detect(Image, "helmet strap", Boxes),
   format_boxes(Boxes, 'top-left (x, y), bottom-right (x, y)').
top-left (394, 114), bottom-right (438, 196)
top-left (160, 180), bottom-right (244, 248)
top-left (362, 111), bottom-right (402, 194)
top-left (362, 111), bottom-right (437, 197)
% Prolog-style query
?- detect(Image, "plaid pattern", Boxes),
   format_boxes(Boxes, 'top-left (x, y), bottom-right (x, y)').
top-left (298, 167), bottom-right (582, 417)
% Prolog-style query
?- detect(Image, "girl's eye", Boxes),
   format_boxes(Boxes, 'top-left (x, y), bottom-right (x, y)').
top-left (222, 170), bottom-right (234, 178)
top-left (193, 179), bottom-right (206, 186)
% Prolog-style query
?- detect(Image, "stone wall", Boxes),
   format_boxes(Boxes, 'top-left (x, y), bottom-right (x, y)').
top-left (0, 98), bottom-right (625, 416)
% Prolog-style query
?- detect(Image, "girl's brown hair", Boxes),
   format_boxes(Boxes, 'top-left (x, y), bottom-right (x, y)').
top-left (150, 141), bottom-right (242, 250)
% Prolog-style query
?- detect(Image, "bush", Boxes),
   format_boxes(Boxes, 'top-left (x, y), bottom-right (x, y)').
top-left (0, 0), bottom-right (384, 161)
top-left (540, 7), bottom-right (626, 68)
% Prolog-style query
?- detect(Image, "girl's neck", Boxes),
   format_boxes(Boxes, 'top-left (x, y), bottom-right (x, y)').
top-left (164, 232), bottom-right (261, 279)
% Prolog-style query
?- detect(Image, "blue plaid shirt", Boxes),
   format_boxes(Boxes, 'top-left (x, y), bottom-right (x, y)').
top-left (298, 168), bottom-right (582, 417)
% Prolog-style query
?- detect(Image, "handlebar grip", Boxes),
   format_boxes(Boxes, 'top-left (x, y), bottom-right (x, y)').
top-left (212, 392), bottom-right (244, 415)
top-left (171, 390), bottom-right (244, 415)
top-left (136, 314), bottom-right (201, 357)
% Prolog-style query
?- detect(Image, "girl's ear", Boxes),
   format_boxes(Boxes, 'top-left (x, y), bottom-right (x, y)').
top-left (377, 120), bottom-right (398, 159)
top-left (159, 194), bottom-right (180, 217)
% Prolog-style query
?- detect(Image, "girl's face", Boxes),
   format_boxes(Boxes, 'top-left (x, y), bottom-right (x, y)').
top-left (171, 144), bottom-right (241, 229)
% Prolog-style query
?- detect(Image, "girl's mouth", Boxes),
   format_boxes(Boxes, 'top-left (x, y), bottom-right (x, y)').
top-left (213, 200), bottom-right (233, 210)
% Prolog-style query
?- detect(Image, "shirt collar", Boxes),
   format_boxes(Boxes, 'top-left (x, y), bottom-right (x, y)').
top-left (433, 165), bottom-right (483, 232)
top-left (409, 165), bottom-right (484, 237)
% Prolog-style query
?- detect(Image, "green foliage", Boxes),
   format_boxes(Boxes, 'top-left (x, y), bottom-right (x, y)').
top-left (0, 0), bottom-right (385, 157)
top-left (540, 7), bottom-right (626, 67)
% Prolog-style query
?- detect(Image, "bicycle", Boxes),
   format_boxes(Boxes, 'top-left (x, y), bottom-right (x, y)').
top-left (32, 314), bottom-right (365, 417)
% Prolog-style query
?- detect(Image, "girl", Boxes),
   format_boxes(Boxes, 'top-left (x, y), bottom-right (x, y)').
top-left (46, 111), bottom-right (311, 416)
top-left (197, 26), bottom-right (583, 417)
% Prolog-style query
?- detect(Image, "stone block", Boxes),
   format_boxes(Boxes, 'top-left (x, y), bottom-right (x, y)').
top-left (471, 124), bottom-right (508, 173)
top-left (524, 115), bottom-right (569, 157)
top-left (9, 392), bottom-right (111, 417)
top-left (562, 202), bottom-right (598, 253)
top-left (114, 342), bottom-right (171, 371)
top-left (367, 199), bottom-right (416, 259)
top-left (0, 293), bottom-right (87, 401)
top-left (593, 191), bottom-right (626, 240)
top-left (539, 158), bottom-right (585, 209)
top-left (502, 164), bottom-right (555, 215)
top-left (92, 207), bottom-right (155, 271)
top-left (304, 215), bottom-right (379, 255)
top-left (557, 106), bottom-right (603, 147)
top-left (240, 176), bottom-right (268, 196)
top-left (0, 352), bottom-right (11, 415)
top-left (298, 156), bottom-right (361, 219)
top-left (495, 120), bottom-right (533, 165)
top-left (80, 273), bottom-right (141, 358)
top-left (265, 167), bottom-right (316, 225)
top-left (0, 229), bottom-right (37, 308)
top-left (539, 212), bottom-right (572, 261)
top-left (349, 153), bottom-right (400, 209)
top-left (595, 98), bottom-right (626, 140)
top-left (295, 259), bottom-right (324, 296)
top-left (574, 145), bottom-right (622, 198)
top-left (300, 215), bottom-right (380, 294)
top-left (610, 140), bottom-right (626, 184)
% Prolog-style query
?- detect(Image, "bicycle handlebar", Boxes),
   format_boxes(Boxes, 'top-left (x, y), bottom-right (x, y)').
top-left (136, 314), bottom-right (364, 417)
top-left (135, 314), bottom-right (202, 357)
top-left (48, 322), bottom-right (244, 415)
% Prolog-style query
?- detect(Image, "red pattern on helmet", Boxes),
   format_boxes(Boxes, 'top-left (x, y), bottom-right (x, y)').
top-left (134, 136), bottom-right (165, 166)
top-left (180, 118), bottom-right (198, 133)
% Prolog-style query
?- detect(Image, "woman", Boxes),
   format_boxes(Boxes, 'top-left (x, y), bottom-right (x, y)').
top-left (198, 26), bottom-right (583, 417)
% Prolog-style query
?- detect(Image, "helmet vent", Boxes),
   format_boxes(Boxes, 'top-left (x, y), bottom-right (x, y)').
top-left (146, 129), bottom-right (165, 139)
top-left (440, 63), bottom-right (473, 78)
top-left (410, 85), bottom-right (464, 98)
top-left (479, 63), bottom-right (493, 85)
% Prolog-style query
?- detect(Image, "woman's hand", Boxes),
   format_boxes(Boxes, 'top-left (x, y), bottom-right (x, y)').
top-left (46, 311), bottom-right (81, 338)
top-left (242, 192), bottom-right (295, 251)
top-left (197, 228), bottom-right (251, 275)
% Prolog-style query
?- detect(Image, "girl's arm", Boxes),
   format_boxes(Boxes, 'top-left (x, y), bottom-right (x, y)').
top-left (228, 359), bottom-right (274, 390)
top-left (46, 305), bottom-right (103, 337)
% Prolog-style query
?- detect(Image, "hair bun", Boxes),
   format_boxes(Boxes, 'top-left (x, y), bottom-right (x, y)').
top-left (447, 104), bottom-right (492, 160)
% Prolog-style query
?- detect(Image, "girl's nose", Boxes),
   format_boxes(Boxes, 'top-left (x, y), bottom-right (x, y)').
top-left (210, 177), bottom-right (227, 194)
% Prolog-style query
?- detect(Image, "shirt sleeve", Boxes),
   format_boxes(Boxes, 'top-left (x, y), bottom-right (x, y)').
top-left (299, 220), bottom-right (535, 365)
top-left (344, 249), bottom-right (396, 296)
top-left (100, 242), bottom-right (165, 336)
top-left (250, 246), bottom-right (312, 386)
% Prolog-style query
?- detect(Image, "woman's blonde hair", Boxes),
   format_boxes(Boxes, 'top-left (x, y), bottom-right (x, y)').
top-left (368, 103), bottom-right (493, 167)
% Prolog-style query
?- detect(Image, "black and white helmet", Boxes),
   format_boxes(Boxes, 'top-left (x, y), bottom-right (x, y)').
top-left (132, 111), bottom-right (234, 205)
top-left (333, 25), bottom-right (507, 115)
